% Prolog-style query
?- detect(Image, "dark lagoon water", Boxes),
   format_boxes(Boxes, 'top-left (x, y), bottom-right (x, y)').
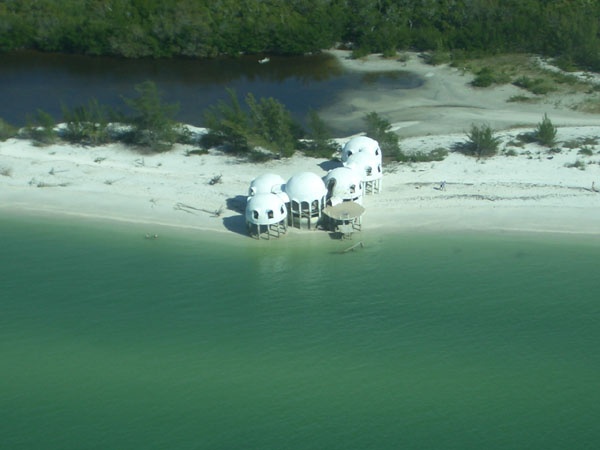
top-left (2, 213), bottom-right (600, 450)
top-left (0, 51), bottom-right (422, 134)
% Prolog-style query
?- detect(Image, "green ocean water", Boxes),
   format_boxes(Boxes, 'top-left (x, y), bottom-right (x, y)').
top-left (1, 214), bottom-right (599, 450)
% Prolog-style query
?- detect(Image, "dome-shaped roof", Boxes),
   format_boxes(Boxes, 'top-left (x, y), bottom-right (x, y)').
top-left (285, 172), bottom-right (327, 203)
top-left (342, 136), bottom-right (381, 162)
top-left (248, 173), bottom-right (286, 196)
top-left (344, 152), bottom-right (383, 181)
top-left (323, 167), bottom-right (363, 200)
top-left (245, 193), bottom-right (287, 225)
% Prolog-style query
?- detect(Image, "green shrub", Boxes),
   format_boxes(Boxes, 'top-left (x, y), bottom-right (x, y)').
top-left (363, 111), bottom-right (404, 161)
top-left (553, 55), bottom-right (578, 72)
top-left (424, 50), bottom-right (451, 66)
top-left (62, 99), bottom-right (111, 146)
top-left (122, 81), bottom-right (180, 152)
top-left (534, 113), bottom-right (557, 147)
top-left (472, 67), bottom-right (495, 87)
top-left (578, 146), bottom-right (594, 156)
top-left (566, 159), bottom-right (586, 170)
top-left (202, 88), bottom-right (251, 153)
top-left (504, 149), bottom-right (518, 156)
top-left (23, 109), bottom-right (57, 146)
top-left (0, 118), bottom-right (17, 141)
top-left (202, 89), bottom-right (300, 158)
top-left (460, 124), bottom-right (501, 157)
top-left (471, 67), bottom-right (509, 87)
top-left (350, 46), bottom-right (370, 59)
top-left (246, 93), bottom-right (299, 158)
top-left (300, 109), bottom-right (340, 158)
top-left (381, 47), bottom-right (397, 58)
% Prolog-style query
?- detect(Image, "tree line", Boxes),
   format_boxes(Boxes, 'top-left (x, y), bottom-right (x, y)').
top-left (0, 81), bottom-right (346, 159)
top-left (1, 1), bottom-right (600, 70)
top-left (1, 80), bottom-right (424, 162)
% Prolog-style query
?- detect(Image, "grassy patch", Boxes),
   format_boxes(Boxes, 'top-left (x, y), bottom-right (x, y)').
top-left (406, 147), bottom-right (448, 162)
top-left (512, 76), bottom-right (556, 95)
top-left (566, 159), bottom-right (586, 170)
top-left (578, 146), bottom-right (594, 156)
top-left (184, 149), bottom-right (209, 156)
top-left (562, 136), bottom-right (598, 150)
top-left (507, 95), bottom-right (537, 103)
top-left (472, 66), bottom-right (510, 87)
top-left (423, 50), bottom-right (452, 66)
top-left (576, 97), bottom-right (600, 113)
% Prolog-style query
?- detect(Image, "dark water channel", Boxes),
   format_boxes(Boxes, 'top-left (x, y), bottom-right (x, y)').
top-left (0, 51), bottom-right (422, 135)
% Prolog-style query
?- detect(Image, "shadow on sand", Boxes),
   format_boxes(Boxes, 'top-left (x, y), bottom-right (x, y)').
top-left (222, 215), bottom-right (247, 236)
top-left (226, 195), bottom-right (247, 214)
top-left (317, 160), bottom-right (342, 172)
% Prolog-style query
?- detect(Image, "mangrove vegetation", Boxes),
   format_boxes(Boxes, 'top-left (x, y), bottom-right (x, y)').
top-left (1, 1), bottom-right (600, 70)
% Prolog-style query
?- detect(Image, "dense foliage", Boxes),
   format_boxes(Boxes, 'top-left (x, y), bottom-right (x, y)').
top-left (363, 112), bottom-right (403, 160)
top-left (62, 99), bottom-right (112, 146)
top-left (300, 109), bottom-right (341, 158)
top-left (1, 1), bottom-right (600, 70)
top-left (202, 89), bottom-right (303, 158)
top-left (122, 81), bottom-right (182, 151)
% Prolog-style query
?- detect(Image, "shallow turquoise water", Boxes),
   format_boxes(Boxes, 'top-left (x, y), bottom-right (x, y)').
top-left (1, 214), bottom-right (599, 449)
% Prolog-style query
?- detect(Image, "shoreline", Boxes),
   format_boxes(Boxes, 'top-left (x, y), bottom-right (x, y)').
top-left (2, 50), bottom-right (600, 239)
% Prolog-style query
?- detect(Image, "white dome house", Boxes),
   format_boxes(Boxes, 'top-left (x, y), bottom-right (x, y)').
top-left (342, 136), bottom-right (382, 163)
top-left (322, 167), bottom-right (363, 205)
top-left (344, 151), bottom-right (383, 194)
top-left (284, 172), bottom-right (327, 229)
top-left (245, 193), bottom-right (288, 239)
top-left (248, 173), bottom-right (286, 197)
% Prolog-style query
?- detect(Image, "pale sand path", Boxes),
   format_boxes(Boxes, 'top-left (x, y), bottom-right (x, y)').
top-left (1, 51), bottom-right (600, 238)
top-left (322, 50), bottom-right (600, 137)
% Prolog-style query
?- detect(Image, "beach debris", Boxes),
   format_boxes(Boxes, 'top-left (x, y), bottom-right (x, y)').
top-left (0, 167), bottom-right (12, 177)
top-left (174, 202), bottom-right (224, 217)
top-left (48, 167), bottom-right (69, 175)
top-left (340, 241), bottom-right (364, 253)
top-left (149, 198), bottom-right (157, 208)
top-left (212, 205), bottom-right (224, 217)
top-left (134, 158), bottom-right (145, 167)
top-left (209, 174), bottom-right (222, 185)
top-left (28, 177), bottom-right (70, 188)
top-left (94, 157), bottom-right (106, 163)
top-left (104, 178), bottom-right (124, 185)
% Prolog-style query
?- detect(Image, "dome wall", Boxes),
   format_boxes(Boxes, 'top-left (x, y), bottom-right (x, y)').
top-left (342, 136), bottom-right (382, 162)
top-left (245, 193), bottom-right (288, 225)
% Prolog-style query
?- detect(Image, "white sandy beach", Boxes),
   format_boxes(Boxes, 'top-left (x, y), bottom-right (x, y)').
top-left (1, 50), bottom-right (600, 237)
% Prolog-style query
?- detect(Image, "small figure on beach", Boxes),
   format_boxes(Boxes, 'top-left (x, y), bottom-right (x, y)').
top-left (440, 181), bottom-right (446, 191)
